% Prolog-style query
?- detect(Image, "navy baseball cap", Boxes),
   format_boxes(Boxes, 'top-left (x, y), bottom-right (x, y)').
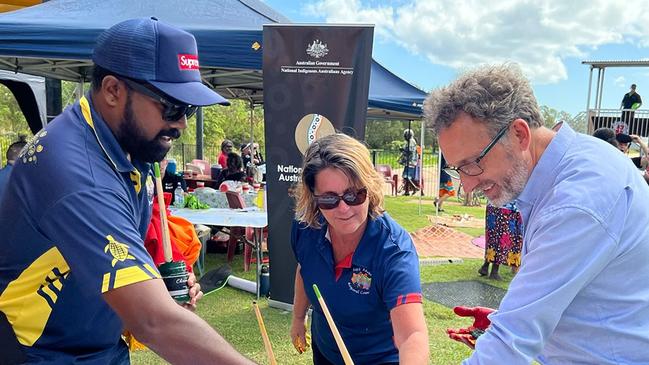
top-left (92, 17), bottom-right (229, 106)
top-left (615, 133), bottom-right (633, 144)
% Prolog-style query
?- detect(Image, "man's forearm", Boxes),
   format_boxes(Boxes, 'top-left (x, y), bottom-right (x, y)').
top-left (136, 304), bottom-right (256, 365)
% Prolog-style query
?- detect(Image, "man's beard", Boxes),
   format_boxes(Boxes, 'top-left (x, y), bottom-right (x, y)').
top-left (116, 95), bottom-right (180, 163)
top-left (488, 146), bottom-right (529, 207)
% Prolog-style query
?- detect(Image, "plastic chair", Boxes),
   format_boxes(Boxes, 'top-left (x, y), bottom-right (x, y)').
top-left (191, 159), bottom-right (211, 175)
top-left (375, 164), bottom-right (398, 196)
top-left (185, 163), bottom-right (203, 175)
top-left (193, 224), bottom-right (211, 276)
top-left (225, 191), bottom-right (256, 271)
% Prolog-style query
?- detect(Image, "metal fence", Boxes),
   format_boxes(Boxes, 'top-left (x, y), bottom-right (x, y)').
top-left (167, 144), bottom-right (443, 197)
top-left (370, 149), bottom-right (439, 197)
top-left (167, 143), bottom-right (220, 170)
top-left (587, 108), bottom-right (649, 136)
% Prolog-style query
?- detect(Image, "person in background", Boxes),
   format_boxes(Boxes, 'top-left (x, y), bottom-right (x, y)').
top-left (435, 154), bottom-right (455, 212)
top-left (290, 133), bottom-right (428, 365)
top-left (241, 143), bottom-right (264, 183)
top-left (0, 17), bottom-right (253, 365)
top-left (592, 127), bottom-right (621, 149)
top-left (160, 158), bottom-right (187, 205)
top-left (621, 84), bottom-right (642, 124)
top-left (478, 202), bottom-right (523, 280)
top-left (593, 127), bottom-right (649, 184)
top-left (252, 142), bottom-right (266, 182)
top-left (0, 137), bottom-right (27, 201)
top-left (252, 143), bottom-right (264, 164)
top-left (425, 64), bottom-right (649, 364)
top-left (399, 128), bottom-right (420, 195)
top-left (217, 139), bottom-right (234, 168)
top-left (216, 152), bottom-right (246, 187)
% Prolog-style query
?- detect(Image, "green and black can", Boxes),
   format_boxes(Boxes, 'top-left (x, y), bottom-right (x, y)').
top-left (158, 261), bottom-right (190, 303)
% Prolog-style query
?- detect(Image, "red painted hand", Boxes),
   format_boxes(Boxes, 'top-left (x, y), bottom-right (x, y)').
top-left (446, 306), bottom-right (495, 349)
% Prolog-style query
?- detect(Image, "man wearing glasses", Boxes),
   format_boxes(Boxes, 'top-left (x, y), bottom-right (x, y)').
top-left (424, 64), bottom-right (649, 364)
top-left (0, 18), bottom-right (254, 364)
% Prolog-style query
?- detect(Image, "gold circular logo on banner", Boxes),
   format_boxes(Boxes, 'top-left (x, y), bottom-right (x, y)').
top-left (294, 113), bottom-right (335, 154)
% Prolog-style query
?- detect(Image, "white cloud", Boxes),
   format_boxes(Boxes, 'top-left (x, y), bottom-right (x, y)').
top-left (304, 0), bottom-right (649, 84)
top-left (614, 76), bottom-right (626, 88)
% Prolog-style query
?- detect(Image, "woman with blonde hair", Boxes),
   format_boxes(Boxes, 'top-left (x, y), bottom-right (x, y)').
top-left (290, 133), bottom-right (428, 365)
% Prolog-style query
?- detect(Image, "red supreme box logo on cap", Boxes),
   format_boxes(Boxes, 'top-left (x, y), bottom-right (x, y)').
top-left (178, 54), bottom-right (200, 70)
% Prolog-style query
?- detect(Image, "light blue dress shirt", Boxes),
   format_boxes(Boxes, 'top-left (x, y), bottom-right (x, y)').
top-left (465, 124), bottom-right (649, 364)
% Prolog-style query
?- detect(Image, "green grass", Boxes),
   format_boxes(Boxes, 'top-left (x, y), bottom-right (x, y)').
top-left (384, 195), bottom-right (486, 237)
top-left (131, 197), bottom-right (506, 364)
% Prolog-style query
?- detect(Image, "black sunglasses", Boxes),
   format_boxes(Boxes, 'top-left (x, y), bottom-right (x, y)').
top-left (121, 78), bottom-right (198, 122)
top-left (314, 188), bottom-right (368, 210)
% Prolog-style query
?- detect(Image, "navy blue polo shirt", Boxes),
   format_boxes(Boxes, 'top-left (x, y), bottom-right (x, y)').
top-left (291, 213), bottom-right (423, 364)
top-left (0, 95), bottom-right (159, 364)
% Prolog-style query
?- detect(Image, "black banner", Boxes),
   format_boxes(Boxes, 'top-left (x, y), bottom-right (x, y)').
top-left (263, 25), bottom-right (374, 306)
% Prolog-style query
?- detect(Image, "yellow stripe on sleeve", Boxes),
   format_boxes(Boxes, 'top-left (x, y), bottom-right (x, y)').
top-left (111, 266), bottom-right (157, 291)
top-left (143, 263), bottom-right (161, 279)
top-left (102, 273), bottom-right (111, 293)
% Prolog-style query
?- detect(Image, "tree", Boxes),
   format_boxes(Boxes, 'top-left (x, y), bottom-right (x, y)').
top-left (540, 105), bottom-right (573, 129)
top-left (539, 105), bottom-right (587, 134)
top-left (364, 119), bottom-right (436, 151)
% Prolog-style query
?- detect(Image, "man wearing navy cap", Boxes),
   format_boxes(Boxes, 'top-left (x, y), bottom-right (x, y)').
top-left (0, 18), bottom-right (254, 364)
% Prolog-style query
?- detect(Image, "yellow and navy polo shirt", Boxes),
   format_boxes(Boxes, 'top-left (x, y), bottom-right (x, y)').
top-left (0, 95), bottom-right (158, 364)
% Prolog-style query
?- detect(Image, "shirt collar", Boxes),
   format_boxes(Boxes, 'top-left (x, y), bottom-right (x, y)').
top-left (318, 215), bottom-right (380, 265)
top-left (515, 123), bottom-right (576, 223)
top-left (79, 94), bottom-right (136, 173)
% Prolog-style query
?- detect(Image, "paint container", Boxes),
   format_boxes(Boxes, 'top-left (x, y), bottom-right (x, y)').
top-left (158, 261), bottom-right (190, 303)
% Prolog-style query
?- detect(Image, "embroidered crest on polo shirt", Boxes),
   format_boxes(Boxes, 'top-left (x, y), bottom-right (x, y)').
top-left (20, 130), bottom-right (47, 164)
top-left (104, 235), bottom-right (135, 267)
top-left (349, 267), bottom-right (372, 295)
top-left (178, 54), bottom-right (200, 70)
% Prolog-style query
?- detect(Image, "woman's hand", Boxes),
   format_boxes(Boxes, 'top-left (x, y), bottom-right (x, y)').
top-left (290, 316), bottom-right (310, 354)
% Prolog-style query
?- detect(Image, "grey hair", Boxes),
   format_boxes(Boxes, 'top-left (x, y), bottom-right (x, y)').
top-left (423, 63), bottom-right (543, 138)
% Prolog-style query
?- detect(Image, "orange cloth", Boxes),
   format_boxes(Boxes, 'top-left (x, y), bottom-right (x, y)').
top-left (128, 193), bottom-right (202, 352)
top-left (144, 193), bottom-right (201, 272)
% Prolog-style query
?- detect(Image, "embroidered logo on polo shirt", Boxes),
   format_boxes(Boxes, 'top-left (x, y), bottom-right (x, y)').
top-left (349, 267), bottom-right (371, 295)
top-left (20, 130), bottom-right (47, 164)
top-left (104, 235), bottom-right (135, 267)
top-left (178, 54), bottom-right (200, 70)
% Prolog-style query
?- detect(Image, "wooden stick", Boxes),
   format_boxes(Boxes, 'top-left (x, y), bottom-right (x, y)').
top-left (153, 162), bottom-right (172, 263)
top-left (252, 301), bottom-right (277, 365)
top-left (312, 284), bottom-right (354, 365)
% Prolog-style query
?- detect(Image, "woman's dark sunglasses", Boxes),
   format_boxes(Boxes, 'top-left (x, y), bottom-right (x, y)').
top-left (314, 188), bottom-right (368, 210)
top-left (121, 78), bottom-right (198, 122)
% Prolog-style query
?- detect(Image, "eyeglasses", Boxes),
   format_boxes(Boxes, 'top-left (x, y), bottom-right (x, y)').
top-left (445, 122), bottom-right (511, 179)
top-left (121, 78), bottom-right (198, 122)
top-left (314, 188), bottom-right (368, 210)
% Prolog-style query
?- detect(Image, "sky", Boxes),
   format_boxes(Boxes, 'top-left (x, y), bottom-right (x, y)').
top-left (262, 0), bottom-right (649, 116)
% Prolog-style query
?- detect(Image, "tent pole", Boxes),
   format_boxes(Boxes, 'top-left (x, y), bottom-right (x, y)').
top-left (196, 107), bottom-right (204, 160)
top-left (436, 147), bottom-right (441, 216)
top-left (76, 80), bottom-right (83, 101)
top-left (585, 66), bottom-right (593, 115)
top-left (418, 120), bottom-right (424, 215)
top-left (597, 68), bottom-right (606, 110)
top-left (250, 100), bottom-right (254, 148)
